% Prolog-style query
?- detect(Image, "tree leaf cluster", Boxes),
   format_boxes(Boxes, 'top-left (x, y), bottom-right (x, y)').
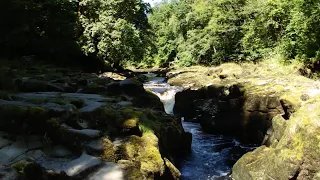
top-left (0, 0), bottom-right (152, 70)
top-left (147, 0), bottom-right (320, 67)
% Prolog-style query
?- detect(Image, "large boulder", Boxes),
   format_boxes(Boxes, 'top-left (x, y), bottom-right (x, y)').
top-left (174, 84), bottom-right (284, 143)
top-left (232, 99), bottom-right (320, 180)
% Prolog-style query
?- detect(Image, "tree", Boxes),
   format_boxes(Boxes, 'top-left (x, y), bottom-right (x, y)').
top-left (0, 0), bottom-right (78, 57)
top-left (78, 0), bottom-right (152, 70)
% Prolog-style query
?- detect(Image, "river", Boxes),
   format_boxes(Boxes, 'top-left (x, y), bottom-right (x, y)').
top-left (143, 74), bottom-right (256, 180)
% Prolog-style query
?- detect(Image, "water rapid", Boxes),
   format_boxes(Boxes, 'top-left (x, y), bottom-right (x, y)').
top-left (143, 74), bottom-right (255, 180)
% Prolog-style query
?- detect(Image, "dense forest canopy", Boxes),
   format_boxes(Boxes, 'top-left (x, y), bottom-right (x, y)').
top-left (147, 0), bottom-right (320, 67)
top-left (1, 0), bottom-right (320, 70)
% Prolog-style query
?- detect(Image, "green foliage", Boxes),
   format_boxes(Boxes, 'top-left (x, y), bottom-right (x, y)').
top-left (78, 0), bottom-right (152, 69)
top-left (0, 0), bottom-right (79, 57)
top-left (148, 0), bottom-right (320, 67)
top-left (3, 0), bottom-right (320, 68)
top-left (148, 0), bottom-right (246, 66)
top-left (0, 0), bottom-right (152, 70)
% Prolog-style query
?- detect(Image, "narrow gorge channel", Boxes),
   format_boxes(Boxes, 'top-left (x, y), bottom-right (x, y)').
top-left (143, 74), bottom-right (256, 180)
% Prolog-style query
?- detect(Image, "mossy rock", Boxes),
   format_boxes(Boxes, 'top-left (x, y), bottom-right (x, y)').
top-left (12, 160), bottom-right (47, 179)
top-left (118, 160), bottom-right (145, 180)
top-left (164, 158), bottom-right (181, 180)
top-left (232, 100), bottom-right (320, 179)
top-left (102, 138), bottom-right (116, 162)
top-left (12, 160), bottom-right (29, 175)
top-left (117, 133), bottom-right (165, 179)
top-left (82, 106), bottom-right (189, 179)
top-left (122, 118), bottom-right (138, 129)
top-left (0, 105), bottom-right (51, 133)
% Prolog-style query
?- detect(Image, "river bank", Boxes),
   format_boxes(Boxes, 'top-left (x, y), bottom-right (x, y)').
top-left (0, 60), bottom-right (191, 180)
top-left (166, 59), bottom-right (320, 179)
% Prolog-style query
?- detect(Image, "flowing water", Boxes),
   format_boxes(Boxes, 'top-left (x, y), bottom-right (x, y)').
top-left (143, 74), bottom-right (256, 180)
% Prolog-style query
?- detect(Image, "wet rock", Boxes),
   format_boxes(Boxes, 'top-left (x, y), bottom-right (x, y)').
top-left (61, 124), bottom-right (102, 140)
top-left (64, 153), bottom-right (102, 177)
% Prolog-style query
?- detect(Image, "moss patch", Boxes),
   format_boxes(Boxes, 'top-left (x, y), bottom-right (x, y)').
top-left (12, 160), bottom-right (29, 175)
top-left (102, 138), bottom-right (116, 162)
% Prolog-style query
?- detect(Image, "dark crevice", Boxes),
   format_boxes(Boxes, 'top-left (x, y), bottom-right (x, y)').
top-left (290, 168), bottom-right (300, 180)
top-left (280, 99), bottom-right (295, 120)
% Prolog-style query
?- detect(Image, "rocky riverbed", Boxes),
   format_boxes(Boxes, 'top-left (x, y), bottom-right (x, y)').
top-left (1, 59), bottom-right (320, 180)
top-left (0, 62), bottom-right (191, 180)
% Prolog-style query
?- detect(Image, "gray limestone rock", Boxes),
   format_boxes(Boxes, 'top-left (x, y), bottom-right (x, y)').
top-left (64, 153), bottom-right (102, 177)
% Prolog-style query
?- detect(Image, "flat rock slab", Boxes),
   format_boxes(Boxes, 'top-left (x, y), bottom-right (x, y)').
top-left (88, 163), bottom-right (124, 180)
top-left (35, 156), bottom-right (73, 172)
top-left (0, 136), bottom-right (43, 164)
top-left (64, 153), bottom-right (102, 177)
top-left (79, 102), bottom-right (105, 113)
top-left (62, 124), bottom-right (101, 139)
